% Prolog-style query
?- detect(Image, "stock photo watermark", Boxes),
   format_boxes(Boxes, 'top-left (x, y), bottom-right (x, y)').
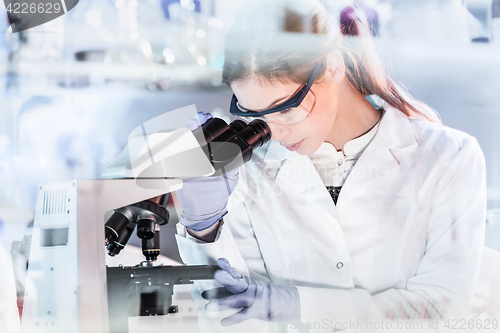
top-left (4, 0), bottom-right (79, 32)
top-left (289, 318), bottom-right (499, 331)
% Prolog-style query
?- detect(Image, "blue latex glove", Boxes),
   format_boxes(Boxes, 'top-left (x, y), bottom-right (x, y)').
top-left (187, 111), bottom-right (213, 131)
top-left (176, 112), bottom-right (238, 232)
top-left (202, 258), bottom-right (301, 326)
top-left (176, 169), bottom-right (238, 231)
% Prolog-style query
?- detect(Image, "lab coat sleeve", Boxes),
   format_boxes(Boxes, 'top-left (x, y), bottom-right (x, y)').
top-left (174, 170), bottom-right (269, 280)
top-left (295, 137), bottom-right (486, 332)
top-left (175, 179), bottom-right (280, 333)
top-left (175, 207), bottom-right (271, 294)
top-left (175, 214), bottom-right (251, 276)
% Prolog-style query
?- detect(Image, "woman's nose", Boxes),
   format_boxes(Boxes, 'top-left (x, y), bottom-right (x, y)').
top-left (268, 122), bottom-right (290, 141)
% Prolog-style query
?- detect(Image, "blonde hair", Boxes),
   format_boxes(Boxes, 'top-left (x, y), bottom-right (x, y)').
top-left (222, 0), bottom-right (441, 123)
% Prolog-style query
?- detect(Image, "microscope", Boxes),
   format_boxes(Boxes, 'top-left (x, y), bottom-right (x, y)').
top-left (20, 116), bottom-right (271, 333)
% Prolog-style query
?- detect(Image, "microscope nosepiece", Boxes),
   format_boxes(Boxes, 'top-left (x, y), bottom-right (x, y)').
top-left (136, 216), bottom-right (156, 239)
top-left (105, 208), bottom-right (134, 245)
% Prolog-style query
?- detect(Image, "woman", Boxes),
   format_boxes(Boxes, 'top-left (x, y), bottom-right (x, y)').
top-left (175, 1), bottom-right (486, 332)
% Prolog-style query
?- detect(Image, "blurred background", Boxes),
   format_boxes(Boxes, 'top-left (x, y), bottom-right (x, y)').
top-left (0, 0), bottom-right (499, 304)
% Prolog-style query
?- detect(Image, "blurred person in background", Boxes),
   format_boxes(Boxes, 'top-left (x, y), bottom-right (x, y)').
top-left (174, 1), bottom-right (487, 332)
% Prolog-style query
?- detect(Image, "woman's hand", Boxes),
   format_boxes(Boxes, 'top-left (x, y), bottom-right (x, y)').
top-left (175, 169), bottom-right (239, 233)
top-left (176, 112), bottom-right (239, 240)
top-left (202, 258), bottom-right (301, 326)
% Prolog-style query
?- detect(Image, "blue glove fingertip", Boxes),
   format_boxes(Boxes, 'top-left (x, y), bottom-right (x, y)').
top-left (214, 270), bottom-right (249, 294)
top-left (217, 257), bottom-right (230, 269)
top-left (187, 118), bottom-right (200, 131)
top-left (187, 112), bottom-right (212, 130)
top-left (217, 258), bottom-right (243, 278)
top-left (205, 302), bottom-right (218, 312)
top-left (214, 269), bottom-right (235, 286)
top-left (197, 112), bottom-right (213, 125)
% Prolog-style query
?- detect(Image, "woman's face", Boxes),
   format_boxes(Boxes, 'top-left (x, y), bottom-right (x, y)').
top-left (231, 73), bottom-right (341, 155)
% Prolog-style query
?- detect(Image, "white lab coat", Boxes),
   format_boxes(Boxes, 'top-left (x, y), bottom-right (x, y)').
top-left (175, 105), bottom-right (486, 333)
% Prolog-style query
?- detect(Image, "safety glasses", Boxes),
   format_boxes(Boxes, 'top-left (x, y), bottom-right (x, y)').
top-left (229, 62), bottom-right (323, 125)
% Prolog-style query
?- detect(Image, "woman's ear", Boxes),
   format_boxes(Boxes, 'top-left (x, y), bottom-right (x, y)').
top-left (325, 50), bottom-right (345, 84)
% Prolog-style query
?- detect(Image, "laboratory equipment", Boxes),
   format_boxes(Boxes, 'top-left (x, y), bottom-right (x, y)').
top-left (20, 117), bottom-right (271, 333)
top-left (20, 178), bottom-right (218, 333)
top-left (191, 117), bottom-right (271, 174)
top-left (104, 194), bottom-right (170, 259)
top-left (466, 0), bottom-right (494, 41)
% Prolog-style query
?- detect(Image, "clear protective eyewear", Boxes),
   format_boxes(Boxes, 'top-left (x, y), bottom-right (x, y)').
top-left (229, 62), bottom-right (322, 125)
top-left (237, 90), bottom-right (316, 125)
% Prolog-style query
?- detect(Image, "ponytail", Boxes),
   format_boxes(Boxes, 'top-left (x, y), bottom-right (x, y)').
top-left (339, 5), bottom-right (441, 123)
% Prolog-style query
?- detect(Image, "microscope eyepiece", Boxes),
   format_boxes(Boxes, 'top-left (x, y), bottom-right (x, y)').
top-left (228, 119), bottom-right (247, 133)
top-left (104, 117), bottom-right (271, 260)
top-left (194, 117), bottom-right (272, 173)
top-left (237, 119), bottom-right (271, 149)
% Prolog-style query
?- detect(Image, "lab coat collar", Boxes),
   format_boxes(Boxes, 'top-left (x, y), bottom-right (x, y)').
top-left (376, 105), bottom-right (417, 150)
top-left (267, 105), bottom-right (417, 196)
